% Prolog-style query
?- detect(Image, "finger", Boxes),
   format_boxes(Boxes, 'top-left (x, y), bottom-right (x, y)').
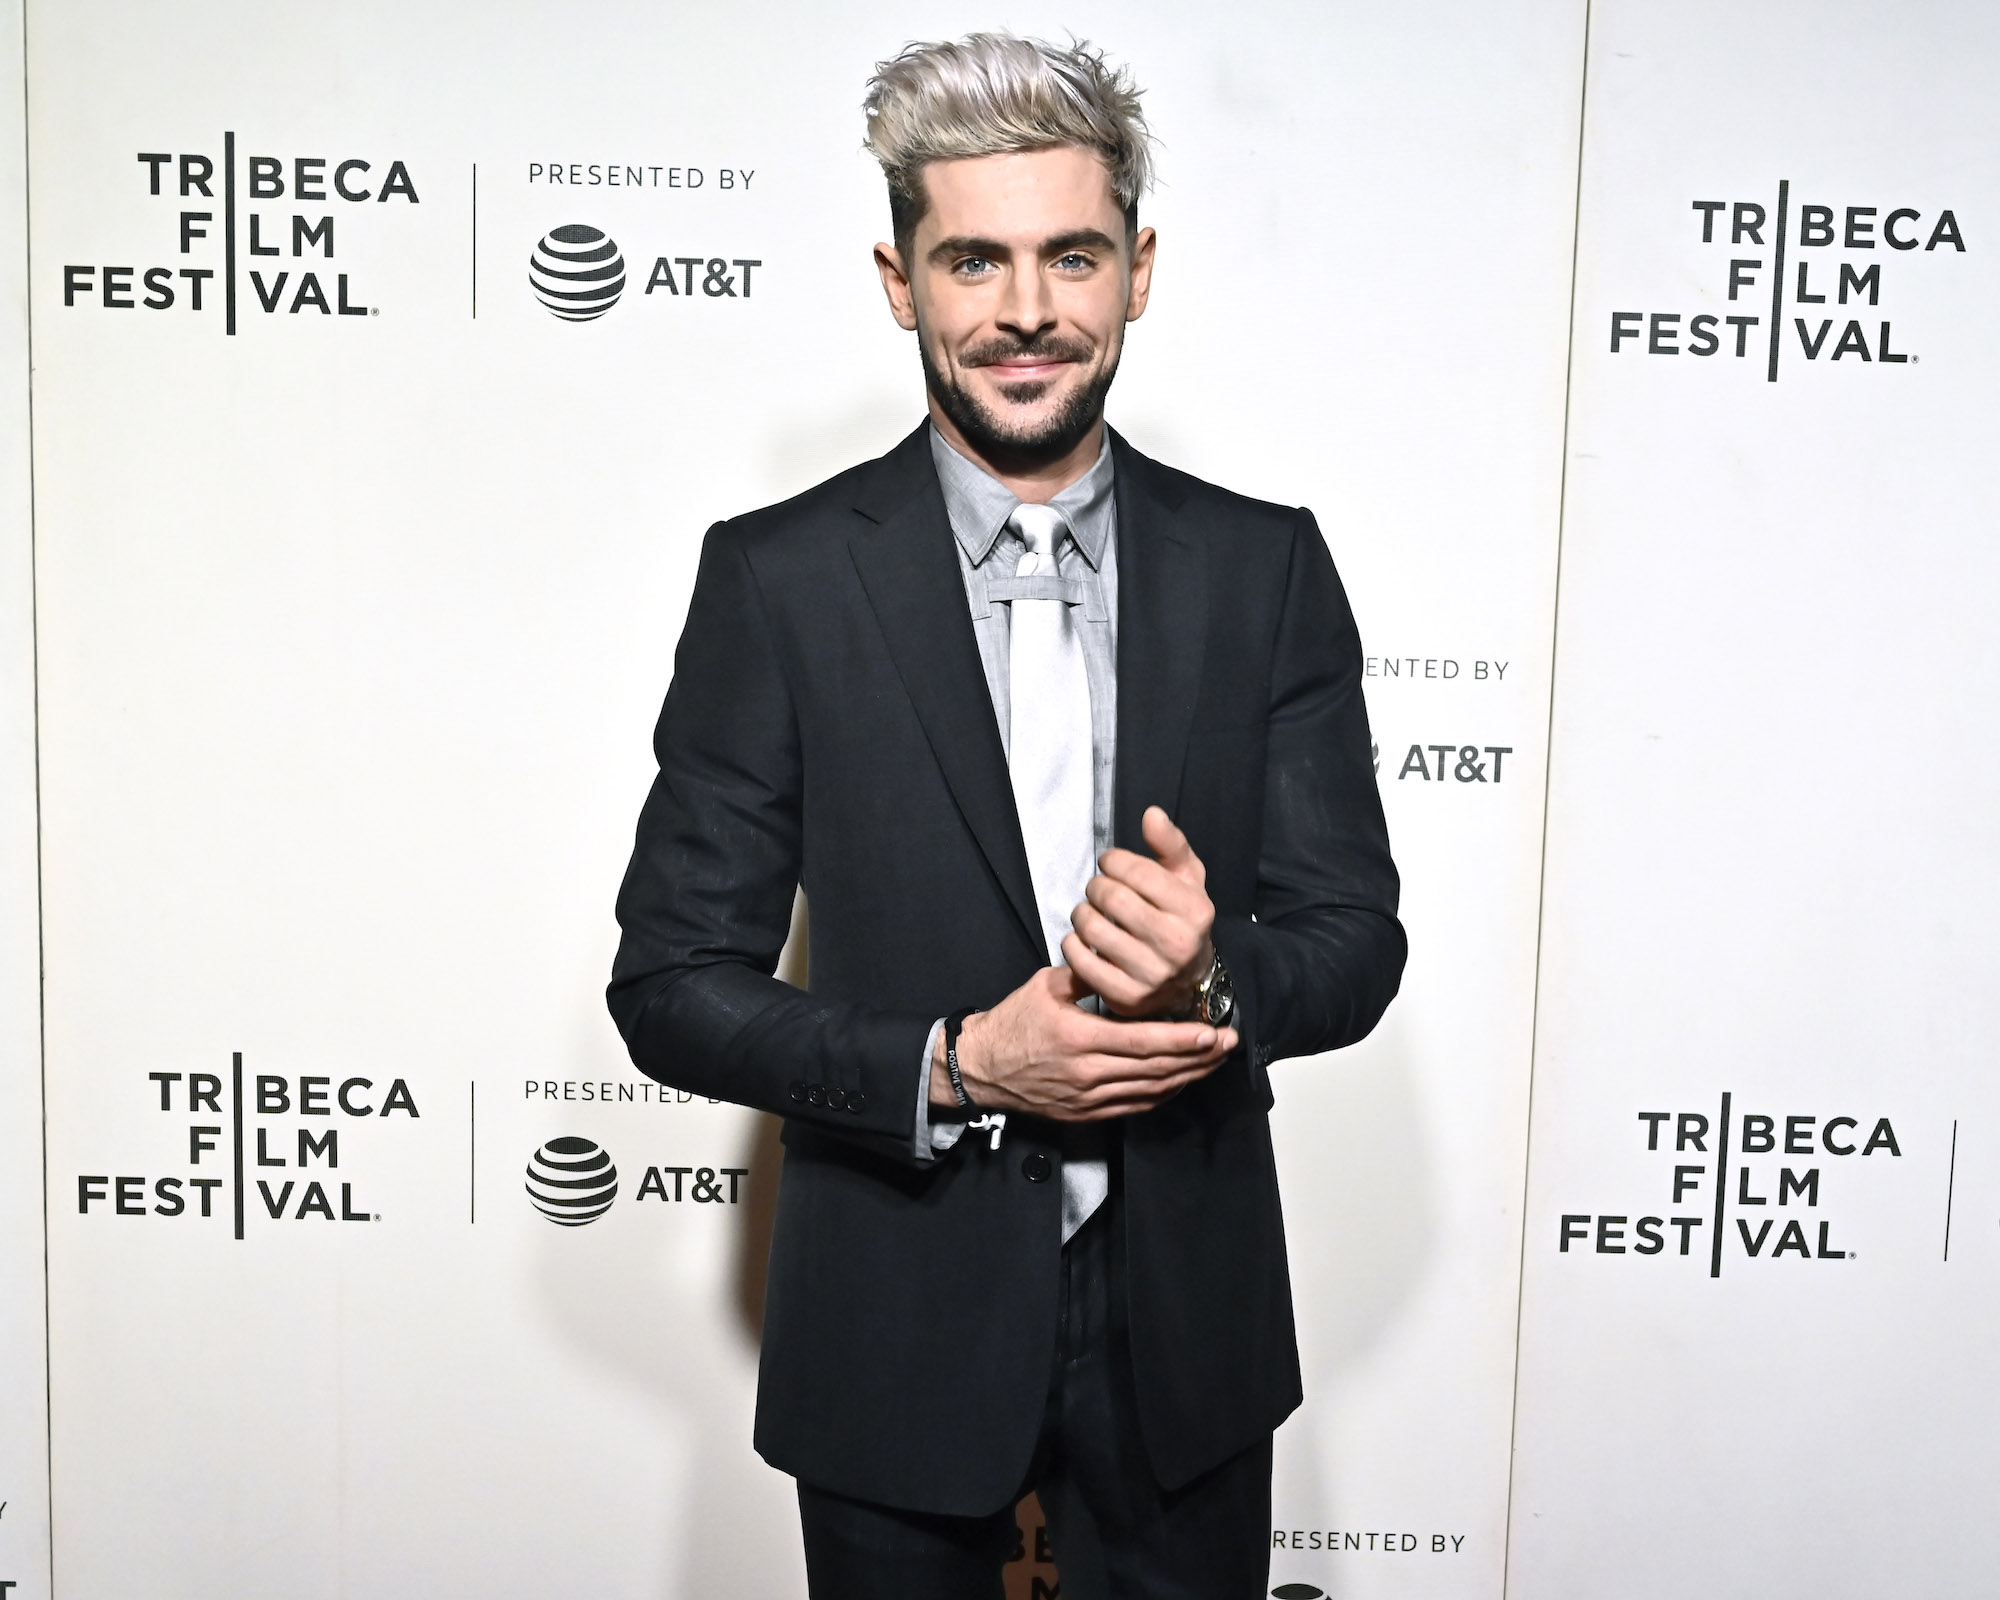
top-left (1061, 935), bottom-right (1154, 1012)
top-left (1098, 1057), bottom-right (1224, 1097)
top-left (1070, 1016), bottom-right (1224, 1059)
top-left (1084, 876), bottom-right (1197, 967)
top-left (1068, 905), bottom-right (1176, 990)
top-left (1071, 1059), bottom-right (1227, 1115)
top-left (1142, 805), bottom-right (1203, 882)
top-left (1059, 1040), bottom-right (1235, 1113)
top-left (1094, 849), bottom-right (1198, 913)
top-left (1085, 872), bottom-right (1174, 935)
top-left (1093, 858), bottom-right (1209, 940)
top-left (1079, 1026), bottom-right (1238, 1074)
top-left (1072, 1030), bottom-right (1232, 1081)
top-left (1078, 1054), bottom-right (1228, 1094)
top-left (1043, 963), bottom-right (1091, 1004)
top-left (1062, 936), bottom-right (1193, 1019)
top-left (1078, 1013), bottom-right (1225, 1055)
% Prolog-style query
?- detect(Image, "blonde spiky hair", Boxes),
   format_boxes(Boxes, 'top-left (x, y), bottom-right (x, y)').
top-left (863, 32), bottom-right (1156, 248)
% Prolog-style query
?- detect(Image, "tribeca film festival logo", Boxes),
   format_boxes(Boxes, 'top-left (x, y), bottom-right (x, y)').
top-left (1611, 183), bottom-right (1965, 378)
top-left (76, 1052), bottom-right (420, 1237)
top-left (527, 218), bottom-right (762, 324)
top-left (61, 141), bottom-right (419, 331)
top-left (523, 1133), bottom-right (750, 1227)
top-left (1558, 1092), bottom-right (1905, 1276)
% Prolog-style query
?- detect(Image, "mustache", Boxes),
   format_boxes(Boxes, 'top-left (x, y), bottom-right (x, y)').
top-left (958, 334), bottom-right (1096, 370)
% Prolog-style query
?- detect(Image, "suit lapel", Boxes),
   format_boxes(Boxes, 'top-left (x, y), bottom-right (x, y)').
top-left (1111, 432), bottom-right (1208, 851)
top-left (848, 427), bottom-right (1045, 958)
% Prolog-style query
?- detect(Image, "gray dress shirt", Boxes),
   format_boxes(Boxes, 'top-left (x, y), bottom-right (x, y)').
top-left (914, 425), bottom-right (1119, 1242)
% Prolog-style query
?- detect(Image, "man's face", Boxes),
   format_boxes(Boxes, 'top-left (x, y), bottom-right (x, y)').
top-left (876, 146), bottom-right (1155, 466)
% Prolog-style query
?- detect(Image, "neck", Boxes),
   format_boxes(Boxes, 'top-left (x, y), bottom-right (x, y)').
top-left (926, 402), bottom-right (1104, 505)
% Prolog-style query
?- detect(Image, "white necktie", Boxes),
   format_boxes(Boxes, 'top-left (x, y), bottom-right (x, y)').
top-left (1006, 504), bottom-right (1095, 966)
top-left (1005, 503), bottom-right (1108, 1241)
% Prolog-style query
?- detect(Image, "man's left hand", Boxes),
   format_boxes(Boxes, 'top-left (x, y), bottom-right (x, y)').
top-left (1062, 805), bottom-right (1217, 1020)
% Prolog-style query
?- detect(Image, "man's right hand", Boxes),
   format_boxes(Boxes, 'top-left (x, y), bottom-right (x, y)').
top-left (932, 965), bottom-right (1238, 1123)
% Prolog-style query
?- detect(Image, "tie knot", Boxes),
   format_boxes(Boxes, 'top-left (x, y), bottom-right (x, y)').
top-left (1007, 502), bottom-right (1067, 560)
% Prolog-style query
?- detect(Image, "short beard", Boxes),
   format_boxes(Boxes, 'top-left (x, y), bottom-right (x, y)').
top-left (919, 325), bottom-right (1121, 472)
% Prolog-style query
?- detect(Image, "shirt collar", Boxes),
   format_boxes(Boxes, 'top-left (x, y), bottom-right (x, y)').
top-left (928, 423), bottom-right (1116, 571)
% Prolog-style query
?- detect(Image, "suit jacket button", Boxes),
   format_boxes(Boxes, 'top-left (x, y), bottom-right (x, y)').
top-left (787, 1082), bottom-right (807, 1103)
top-left (807, 1085), bottom-right (826, 1107)
top-left (826, 1087), bottom-right (847, 1110)
top-left (1021, 1153), bottom-right (1052, 1183)
top-left (847, 1091), bottom-right (867, 1113)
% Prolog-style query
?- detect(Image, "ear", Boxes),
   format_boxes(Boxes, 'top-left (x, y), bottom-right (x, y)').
top-left (874, 242), bottom-right (919, 331)
top-left (1126, 225), bottom-right (1157, 322)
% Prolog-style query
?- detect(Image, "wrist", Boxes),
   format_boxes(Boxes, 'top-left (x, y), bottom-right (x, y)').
top-left (1168, 938), bottom-right (1218, 1020)
top-left (932, 1010), bottom-right (981, 1109)
top-left (929, 1032), bottom-right (957, 1108)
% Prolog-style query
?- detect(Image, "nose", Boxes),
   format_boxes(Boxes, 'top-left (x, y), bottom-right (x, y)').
top-left (995, 259), bottom-right (1057, 343)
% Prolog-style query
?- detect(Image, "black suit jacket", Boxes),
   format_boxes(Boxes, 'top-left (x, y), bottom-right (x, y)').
top-left (608, 422), bottom-right (1404, 1515)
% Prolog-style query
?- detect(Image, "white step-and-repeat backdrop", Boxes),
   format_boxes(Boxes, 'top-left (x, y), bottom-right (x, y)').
top-left (1, 2), bottom-right (1991, 1597)
top-left (1509, 3), bottom-right (2000, 1594)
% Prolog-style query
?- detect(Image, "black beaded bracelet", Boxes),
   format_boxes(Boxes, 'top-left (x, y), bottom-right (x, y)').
top-left (943, 1009), bottom-right (979, 1112)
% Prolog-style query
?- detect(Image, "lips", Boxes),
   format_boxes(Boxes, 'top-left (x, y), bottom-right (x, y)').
top-left (984, 358), bottom-right (1074, 380)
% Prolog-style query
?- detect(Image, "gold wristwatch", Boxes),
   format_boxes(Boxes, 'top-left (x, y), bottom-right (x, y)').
top-left (1191, 950), bottom-right (1235, 1027)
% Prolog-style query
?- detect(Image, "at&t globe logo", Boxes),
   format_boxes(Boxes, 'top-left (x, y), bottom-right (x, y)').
top-left (529, 223), bottom-right (625, 321)
top-left (525, 1136), bottom-right (619, 1225)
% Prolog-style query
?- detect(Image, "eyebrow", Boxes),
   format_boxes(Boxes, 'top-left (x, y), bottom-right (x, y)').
top-left (927, 228), bottom-right (1121, 265)
top-left (1041, 229), bottom-right (1120, 255)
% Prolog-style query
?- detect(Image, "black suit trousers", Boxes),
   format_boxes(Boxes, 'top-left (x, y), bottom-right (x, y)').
top-left (796, 1151), bottom-right (1274, 1600)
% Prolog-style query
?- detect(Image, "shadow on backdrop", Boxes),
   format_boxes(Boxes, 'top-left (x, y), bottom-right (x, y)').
top-left (1269, 998), bottom-right (1435, 1599)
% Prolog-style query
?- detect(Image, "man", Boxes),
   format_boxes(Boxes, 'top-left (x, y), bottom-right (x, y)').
top-left (609, 32), bottom-right (1404, 1599)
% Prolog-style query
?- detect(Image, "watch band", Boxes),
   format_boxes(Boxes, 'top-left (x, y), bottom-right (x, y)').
top-left (1194, 950), bottom-right (1234, 1025)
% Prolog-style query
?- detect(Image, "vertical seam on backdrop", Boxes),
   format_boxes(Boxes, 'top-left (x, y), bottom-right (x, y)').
top-left (1765, 179), bottom-right (1790, 382)
top-left (1500, 1), bottom-right (1591, 1593)
top-left (1709, 1091), bottom-right (1732, 1276)
top-left (19, 0), bottom-right (55, 1590)
top-left (232, 1054), bottom-right (244, 1240)
top-left (224, 132), bottom-right (235, 336)
top-left (1943, 1120), bottom-right (1958, 1261)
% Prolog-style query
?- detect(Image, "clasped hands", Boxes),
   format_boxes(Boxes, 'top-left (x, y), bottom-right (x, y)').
top-left (932, 806), bottom-right (1239, 1123)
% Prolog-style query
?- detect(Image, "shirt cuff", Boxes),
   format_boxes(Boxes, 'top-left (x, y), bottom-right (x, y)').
top-left (913, 1018), bottom-right (967, 1162)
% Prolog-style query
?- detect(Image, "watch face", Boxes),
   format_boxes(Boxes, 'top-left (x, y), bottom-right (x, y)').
top-left (1205, 965), bottom-right (1235, 1025)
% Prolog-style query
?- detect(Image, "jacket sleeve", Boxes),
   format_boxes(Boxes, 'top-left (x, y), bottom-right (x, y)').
top-left (1209, 508), bottom-right (1407, 1082)
top-left (606, 523), bottom-right (934, 1163)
